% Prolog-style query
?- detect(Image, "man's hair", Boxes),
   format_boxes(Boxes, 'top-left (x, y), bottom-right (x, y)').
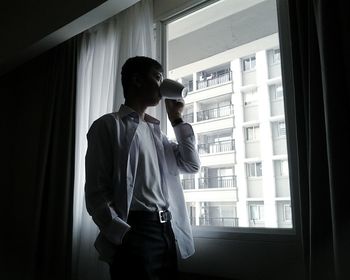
top-left (121, 56), bottom-right (163, 98)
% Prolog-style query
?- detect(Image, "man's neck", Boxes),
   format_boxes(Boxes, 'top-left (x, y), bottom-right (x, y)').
top-left (124, 100), bottom-right (147, 120)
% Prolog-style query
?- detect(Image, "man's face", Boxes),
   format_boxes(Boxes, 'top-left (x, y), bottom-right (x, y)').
top-left (138, 67), bottom-right (164, 106)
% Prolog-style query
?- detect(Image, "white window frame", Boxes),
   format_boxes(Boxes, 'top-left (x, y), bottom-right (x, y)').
top-left (277, 121), bottom-right (286, 137)
top-left (283, 204), bottom-right (292, 222)
top-left (271, 84), bottom-right (284, 101)
top-left (157, 1), bottom-right (302, 278)
top-left (242, 55), bottom-right (256, 72)
top-left (245, 125), bottom-right (260, 142)
top-left (272, 48), bottom-right (281, 64)
top-left (246, 162), bottom-right (262, 177)
top-left (280, 159), bottom-right (289, 177)
top-left (249, 204), bottom-right (264, 222)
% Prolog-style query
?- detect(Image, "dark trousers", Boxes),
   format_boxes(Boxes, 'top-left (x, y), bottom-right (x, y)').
top-left (109, 212), bottom-right (178, 280)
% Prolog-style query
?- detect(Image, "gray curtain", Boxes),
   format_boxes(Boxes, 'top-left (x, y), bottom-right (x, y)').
top-left (1, 37), bottom-right (77, 280)
top-left (286, 0), bottom-right (350, 279)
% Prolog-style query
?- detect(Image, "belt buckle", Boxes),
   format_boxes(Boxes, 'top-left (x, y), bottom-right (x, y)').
top-left (158, 210), bottom-right (167, 223)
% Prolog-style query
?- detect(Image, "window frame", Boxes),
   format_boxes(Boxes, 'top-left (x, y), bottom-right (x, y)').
top-left (270, 83), bottom-right (284, 101)
top-left (277, 120), bottom-right (286, 137)
top-left (245, 124), bottom-right (260, 142)
top-left (249, 203), bottom-right (265, 222)
top-left (242, 54), bottom-right (257, 72)
top-left (283, 203), bottom-right (292, 222)
top-left (246, 161), bottom-right (263, 178)
top-left (156, 0), bottom-right (302, 242)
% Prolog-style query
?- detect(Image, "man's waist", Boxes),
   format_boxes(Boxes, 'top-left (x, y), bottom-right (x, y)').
top-left (128, 209), bottom-right (172, 224)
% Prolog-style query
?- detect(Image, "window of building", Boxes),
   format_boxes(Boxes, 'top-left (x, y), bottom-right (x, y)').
top-left (242, 55), bottom-right (256, 72)
top-left (280, 160), bottom-right (289, 176)
top-left (249, 204), bottom-right (264, 221)
top-left (272, 49), bottom-right (280, 64)
top-left (283, 204), bottom-right (292, 222)
top-left (246, 162), bottom-right (262, 177)
top-left (277, 121), bottom-right (286, 137)
top-left (245, 125), bottom-right (260, 141)
top-left (270, 84), bottom-right (283, 100)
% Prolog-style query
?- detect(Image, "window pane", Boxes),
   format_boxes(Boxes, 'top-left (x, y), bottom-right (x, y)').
top-left (256, 162), bottom-right (262, 176)
top-left (251, 56), bottom-right (256, 69)
top-left (246, 127), bottom-right (254, 141)
top-left (243, 58), bottom-right (250, 71)
top-left (165, 0), bottom-right (292, 228)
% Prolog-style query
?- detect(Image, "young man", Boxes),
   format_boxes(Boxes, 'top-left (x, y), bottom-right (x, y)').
top-left (85, 56), bottom-right (200, 279)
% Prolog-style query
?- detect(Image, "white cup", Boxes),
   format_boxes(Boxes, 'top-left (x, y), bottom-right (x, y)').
top-left (160, 79), bottom-right (188, 103)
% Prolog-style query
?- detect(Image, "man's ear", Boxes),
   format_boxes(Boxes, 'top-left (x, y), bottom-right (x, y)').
top-left (132, 74), bottom-right (142, 88)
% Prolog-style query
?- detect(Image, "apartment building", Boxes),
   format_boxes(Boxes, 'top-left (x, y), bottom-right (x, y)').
top-left (167, 34), bottom-right (292, 229)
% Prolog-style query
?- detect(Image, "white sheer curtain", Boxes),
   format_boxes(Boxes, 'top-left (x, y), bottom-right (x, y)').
top-left (73, 1), bottom-right (155, 279)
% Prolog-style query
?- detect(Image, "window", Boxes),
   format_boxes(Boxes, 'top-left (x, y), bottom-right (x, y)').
top-left (277, 121), bottom-right (286, 137)
top-left (242, 55), bottom-right (256, 72)
top-left (249, 204), bottom-right (264, 221)
top-left (245, 125), bottom-right (260, 141)
top-left (272, 49), bottom-right (281, 64)
top-left (280, 160), bottom-right (289, 176)
top-left (199, 202), bottom-right (238, 227)
top-left (246, 162), bottom-right (262, 177)
top-left (270, 84), bottom-right (283, 100)
top-left (283, 204), bottom-right (292, 222)
top-left (164, 0), bottom-right (293, 230)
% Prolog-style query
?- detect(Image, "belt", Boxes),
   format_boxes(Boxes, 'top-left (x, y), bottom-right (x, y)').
top-left (128, 209), bottom-right (172, 223)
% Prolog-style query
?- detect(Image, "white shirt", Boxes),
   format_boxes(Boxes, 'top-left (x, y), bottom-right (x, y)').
top-left (130, 118), bottom-right (167, 211)
top-left (85, 104), bottom-right (201, 263)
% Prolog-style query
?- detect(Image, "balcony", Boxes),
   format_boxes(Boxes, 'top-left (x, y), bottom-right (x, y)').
top-left (197, 104), bottom-right (233, 122)
top-left (191, 217), bottom-right (239, 227)
top-left (198, 175), bottom-right (237, 189)
top-left (197, 70), bottom-right (232, 90)
top-left (181, 178), bottom-right (195, 190)
top-left (198, 139), bottom-right (235, 154)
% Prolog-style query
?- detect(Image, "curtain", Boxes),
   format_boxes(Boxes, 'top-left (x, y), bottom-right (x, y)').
top-left (1, 38), bottom-right (77, 280)
top-left (72, 1), bottom-right (155, 279)
top-left (287, 1), bottom-right (350, 279)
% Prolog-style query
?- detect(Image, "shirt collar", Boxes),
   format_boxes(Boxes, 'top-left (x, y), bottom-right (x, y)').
top-left (118, 104), bottom-right (160, 125)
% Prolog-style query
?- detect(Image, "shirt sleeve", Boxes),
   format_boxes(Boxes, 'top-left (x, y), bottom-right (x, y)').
top-left (85, 116), bottom-right (130, 245)
top-left (166, 122), bottom-right (201, 173)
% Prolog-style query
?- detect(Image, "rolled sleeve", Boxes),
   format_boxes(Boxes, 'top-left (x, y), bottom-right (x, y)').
top-left (170, 122), bottom-right (201, 173)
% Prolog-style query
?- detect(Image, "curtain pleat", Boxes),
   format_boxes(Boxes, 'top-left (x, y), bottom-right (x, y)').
top-left (1, 37), bottom-right (77, 280)
top-left (287, 0), bottom-right (350, 279)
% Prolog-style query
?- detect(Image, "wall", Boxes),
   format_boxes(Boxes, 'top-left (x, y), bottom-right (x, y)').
top-left (0, 0), bottom-right (139, 75)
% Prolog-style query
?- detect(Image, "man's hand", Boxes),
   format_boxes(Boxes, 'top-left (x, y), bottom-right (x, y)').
top-left (165, 98), bottom-right (185, 123)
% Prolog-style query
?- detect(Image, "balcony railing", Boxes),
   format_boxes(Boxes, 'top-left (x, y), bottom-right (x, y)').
top-left (181, 178), bottom-right (195, 190)
top-left (198, 175), bottom-right (237, 189)
top-left (198, 139), bottom-right (235, 154)
top-left (190, 217), bottom-right (239, 227)
top-left (197, 70), bottom-right (232, 90)
top-left (197, 104), bottom-right (233, 122)
top-left (183, 112), bottom-right (194, 123)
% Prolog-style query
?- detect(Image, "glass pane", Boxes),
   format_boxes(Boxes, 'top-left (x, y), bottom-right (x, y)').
top-left (165, 0), bottom-right (292, 228)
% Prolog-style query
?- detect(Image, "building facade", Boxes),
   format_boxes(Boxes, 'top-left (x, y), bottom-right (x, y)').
top-left (167, 33), bottom-right (292, 229)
